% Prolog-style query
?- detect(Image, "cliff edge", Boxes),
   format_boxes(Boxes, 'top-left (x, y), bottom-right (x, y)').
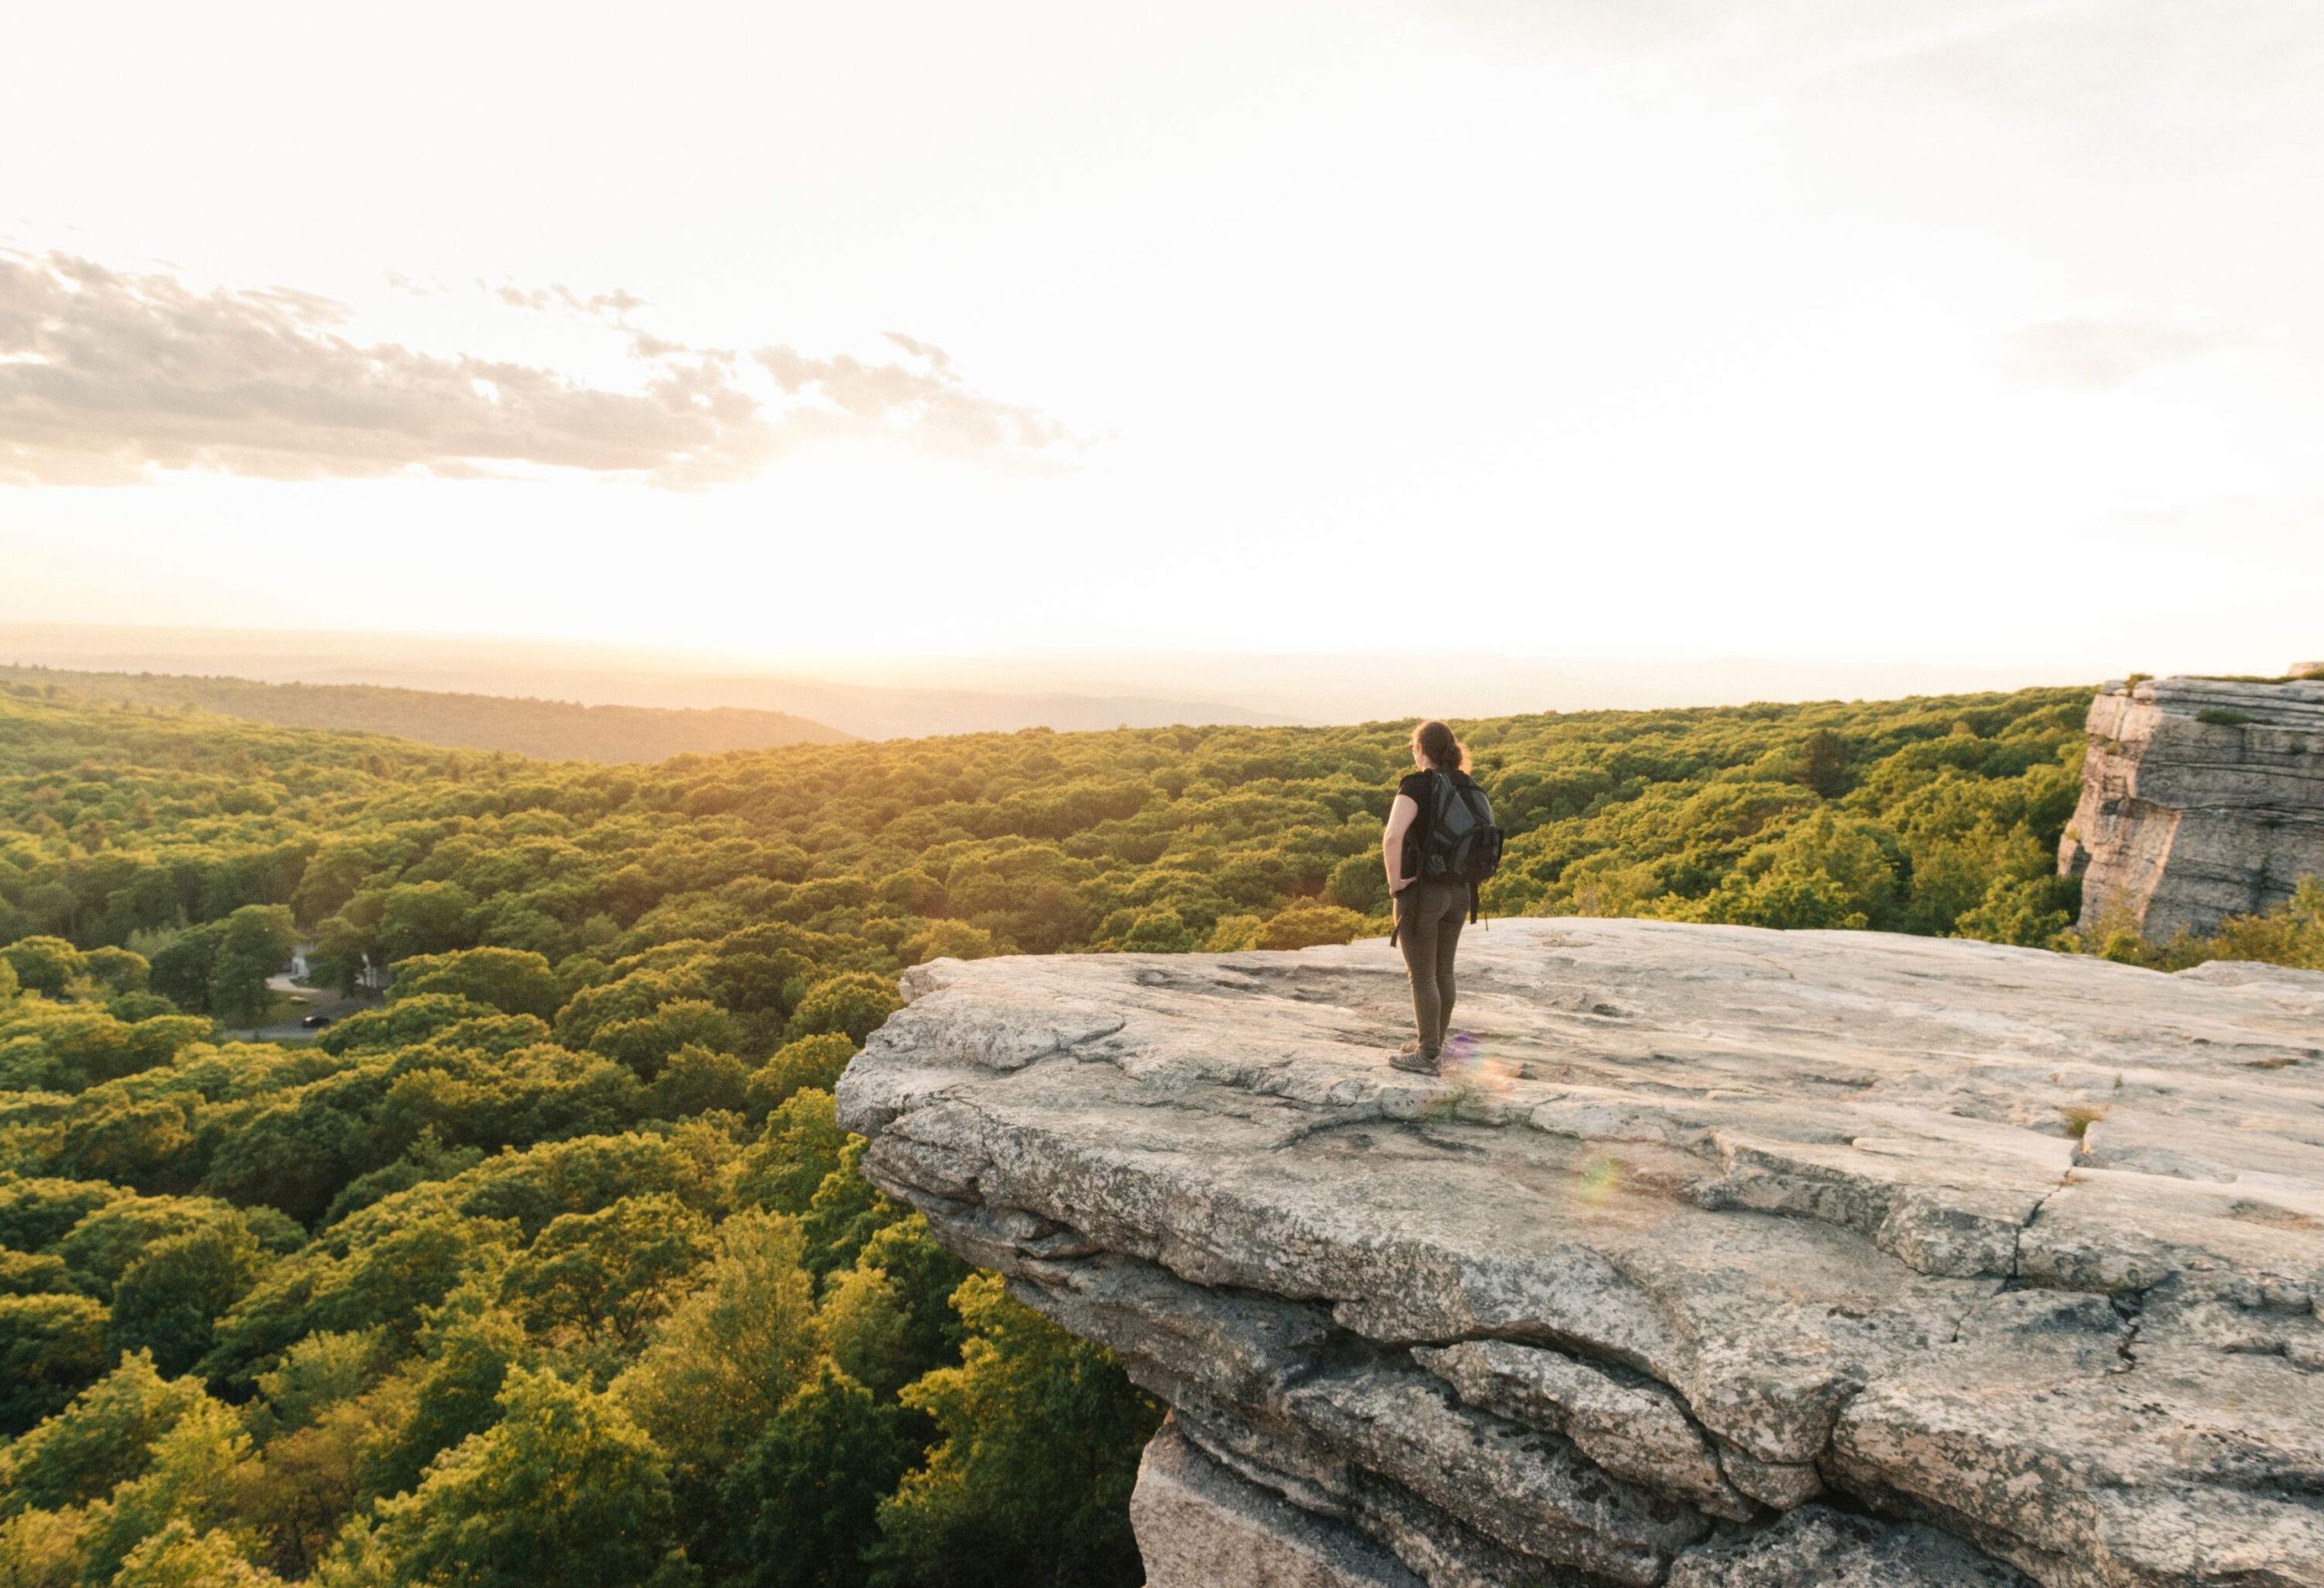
top-left (2059, 676), bottom-right (2324, 939)
top-left (838, 920), bottom-right (2324, 1587)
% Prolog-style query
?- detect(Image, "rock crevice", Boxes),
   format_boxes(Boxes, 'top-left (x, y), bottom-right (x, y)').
top-left (839, 921), bottom-right (2324, 1585)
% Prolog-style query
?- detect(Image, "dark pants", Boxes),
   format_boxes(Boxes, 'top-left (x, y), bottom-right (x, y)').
top-left (1395, 883), bottom-right (1467, 1056)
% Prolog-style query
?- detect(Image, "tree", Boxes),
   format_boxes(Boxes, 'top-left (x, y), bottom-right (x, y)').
top-left (115, 1520), bottom-right (286, 1588)
top-left (0, 1248), bottom-right (74, 1297)
top-left (0, 1350), bottom-right (211, 1517)
top-left (106, 990), bottom-right (182, 1023)
top-left (0, 1177), bottom-right (131, 1252)
top-left (247, 1392), bottom-right (377, 1577)
top-left (822, 1218), bottom-right (967, 1400)
top-left (1098, 907), bottom-right (1195, 953)
top-left (0, 680), bottom-right (2197, 1586)
top-left (616, 1212), bottom-right (821, 1477)
top-left (147, 922), bottom-right (229, 1014)
top-left (0, 1294), bottom-right (113, 1435)
top-left (870, 1275), bottom-right (1157, 1588)
top-left (1256, 903), bottom-right (1369, 950)
top-left (200, 1098), bottom-right (370, 1225)
top-left (643, 1042), bottom-right (750, 1119)
top-left (375, 881), bottom-right (482, 965)
top-left (743, 1033), bottom-right (856, 1119)
top-left (1954, 874), bottom-right (2076, 950)
top-left (1, 936), bottom-right (84, 1001)
top-left (0, 1502), bottom-right (87, 1585)
top-left (735, 1090), bottom-right (848, 1216)
top-left (588, 998), bottom-right (743, 1080)
top-left (60, 1198), bottom-right (252, 1298)
top-left (77, 1395), bottom-right (264, 1582)
top-left (250, 1329), bottom-right (390, 1441)
top-left (2202, 876), bottom-right (2324, 971)
top-left (1797, 728), bottom-right (1850, 798)
top-left (356, 1368), bottom-right (675, 1588)
top-left (1321, 853), bottom-right (1387, 915)
top-left (356, 1304), bottom-right (531, 1504)
top-left (316, 994), bottom-right (497, 1056)
top-left (800, 1139), bottom-right (902, 1278)
top-left (389, 949), bottom-right (561, 1021)
top-left (308, 901), bottom-right (381, 997)
top-left (897, 921), bottom-right (1000, 965)
top-left (1689, 812), bottom-right (1905, 932)
top-left (723, 1364), bottom-right (908, 1588)
top-left (785, 973), bottom-right (901, 1045)
top-left (209, 906), bottom-right (299, 1027)
top-left (109, 1221), bottom-right (267, 1375)
top-left (498, 1194), bottom-right (714, 1347)
top-left (83, 946), bottom-right (153, 996)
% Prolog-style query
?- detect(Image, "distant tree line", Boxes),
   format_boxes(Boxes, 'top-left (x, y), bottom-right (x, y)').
top-left (0, 667), bottom-right (852, 765)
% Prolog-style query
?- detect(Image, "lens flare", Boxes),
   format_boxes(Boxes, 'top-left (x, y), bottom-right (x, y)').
top-left (1438, 1030), bottom-right (1521, 1096)
top-left (1576, 1154), bottom-right (1623, 1206)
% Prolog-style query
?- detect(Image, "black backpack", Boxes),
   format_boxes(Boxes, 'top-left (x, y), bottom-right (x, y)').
top-left (1407, 770), bottom-right (1503, 925)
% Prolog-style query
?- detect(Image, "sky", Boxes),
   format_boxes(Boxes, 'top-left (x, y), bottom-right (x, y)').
top-left (4, 0), bottom-right (2320, 686)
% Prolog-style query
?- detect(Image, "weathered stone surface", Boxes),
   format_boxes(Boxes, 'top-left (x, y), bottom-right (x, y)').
top-left (839, 919), bottom-right (2324, 1585)
top-left (1135, 1422), bottom-right (1424, 1588)
top-left (2059, 675), bottom-right (2324, 939)
top-left (1665, 1504), bottom-right (2032, 1586)
top-left (1414, 1339), bottom-right (1750, 1520)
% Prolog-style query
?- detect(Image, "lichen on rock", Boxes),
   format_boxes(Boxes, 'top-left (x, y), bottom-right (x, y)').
top-left (838, 920), bottom-right (2324, 1586)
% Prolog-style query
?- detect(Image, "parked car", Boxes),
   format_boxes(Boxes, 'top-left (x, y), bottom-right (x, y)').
top-left (300, 1013), bottom-right (335, 1029)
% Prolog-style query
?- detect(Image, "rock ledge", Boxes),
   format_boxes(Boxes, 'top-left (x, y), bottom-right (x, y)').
top-left (839, 920), bottom-right (2324, 1586)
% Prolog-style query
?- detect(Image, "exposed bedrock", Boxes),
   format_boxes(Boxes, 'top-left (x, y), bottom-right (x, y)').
top-left (2059, 675), bottom-right (2324, 939)
top-left (837, 920), bottom-right (2324, 1586)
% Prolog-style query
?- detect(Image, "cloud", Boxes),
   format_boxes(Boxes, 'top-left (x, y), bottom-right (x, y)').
top-left (0, 250), bottom-right (1077, 488)
top-left (489, 281), bottom-right (647, 317)
top-left (1997, 314), bottom-right (2243, 390)
top-left (757, 340), bottom-right (1074, 461)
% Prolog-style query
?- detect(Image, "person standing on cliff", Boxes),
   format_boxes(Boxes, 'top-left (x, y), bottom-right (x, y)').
top-left (1382, 720), bottom-right (1502, 1076)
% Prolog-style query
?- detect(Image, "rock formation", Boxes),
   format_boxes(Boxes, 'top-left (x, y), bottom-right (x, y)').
top-left (2059, 675), bottom-right (2324, 939)
top-left (838, 920), bottom-right (2324, 1587)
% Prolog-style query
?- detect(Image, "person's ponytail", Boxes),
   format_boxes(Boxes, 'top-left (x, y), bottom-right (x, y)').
top-left (1412, 720), bottom-right (1469, 773)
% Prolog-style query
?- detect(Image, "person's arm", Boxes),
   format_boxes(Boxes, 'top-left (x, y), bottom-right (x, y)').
top-left (1382, 793), bottom-right (1420, 896)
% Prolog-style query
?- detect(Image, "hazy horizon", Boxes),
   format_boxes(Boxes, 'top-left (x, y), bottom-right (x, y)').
top-left (0, 618), bottom-right (2155, 737)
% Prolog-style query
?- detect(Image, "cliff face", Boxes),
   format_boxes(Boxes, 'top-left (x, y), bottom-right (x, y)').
top-left (838, 921), bottom-right (2324, 1588)
top-left (2059, 676), bottom-right (2324, 939)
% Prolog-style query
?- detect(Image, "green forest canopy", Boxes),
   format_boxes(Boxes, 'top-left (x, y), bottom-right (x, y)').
top-left (2, 680), bottom-right (2318, 1587)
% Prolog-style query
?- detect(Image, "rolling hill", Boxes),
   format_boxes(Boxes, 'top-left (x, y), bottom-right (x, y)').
top-left (0, 664), bottom-right (852, 763)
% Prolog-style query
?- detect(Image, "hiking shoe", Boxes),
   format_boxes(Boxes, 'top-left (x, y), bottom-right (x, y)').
top-left (1389, 1043), bottom-right (1439, 1076)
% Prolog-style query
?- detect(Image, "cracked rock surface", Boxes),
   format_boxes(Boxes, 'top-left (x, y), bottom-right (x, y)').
top-left (837, 919), bottom-right (2324, 1586)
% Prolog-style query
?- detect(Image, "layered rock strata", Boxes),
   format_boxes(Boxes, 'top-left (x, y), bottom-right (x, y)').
top-left (2060, 675), bottom-right (2324, 938)
top-left (838, 920), bottom-right (2324, 1586)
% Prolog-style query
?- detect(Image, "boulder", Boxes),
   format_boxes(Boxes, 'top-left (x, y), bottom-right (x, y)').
top-left (839, 920), bottom-right (2324, 1586)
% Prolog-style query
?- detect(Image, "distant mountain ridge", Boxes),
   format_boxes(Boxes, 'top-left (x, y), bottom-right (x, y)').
top-left (0, 666), bottom-right (853, 764)
top-left (0, 621), bottom-right (2126, 735)
top-left (0, 626), bottom-right (1299, 739)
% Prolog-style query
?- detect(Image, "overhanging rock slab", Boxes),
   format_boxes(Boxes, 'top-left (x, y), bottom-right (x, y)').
top-left (839, 919), bottom-right (2324, 1587)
